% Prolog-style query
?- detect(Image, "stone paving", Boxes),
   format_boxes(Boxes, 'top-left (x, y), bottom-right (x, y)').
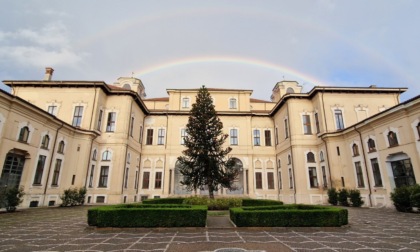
top-left (0, 206), bottom-right (419, 252)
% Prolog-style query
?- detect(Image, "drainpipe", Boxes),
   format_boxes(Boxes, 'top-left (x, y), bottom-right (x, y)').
top-left (286, 102), bottom-right (297, 203)
top-left (88, 85), bottom-right (98, 130)
top-left (321, 89), bottom-right (333, 188)
top-left (354, 126), bottom-right (373, 207)
top-left (42, 122), bottom-right (64, 206)
top-left (121, 98), bottom-right (135, 195)
top-left (84, 134), bottom-right (99, 188)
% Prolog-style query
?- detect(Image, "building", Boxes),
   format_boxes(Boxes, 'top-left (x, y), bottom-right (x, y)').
top-left (0, 68), bottom-right (419, 207)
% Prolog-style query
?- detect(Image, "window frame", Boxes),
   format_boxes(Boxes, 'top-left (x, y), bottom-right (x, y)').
top-left (130, 117), bottom-right (134, 137)
top-left (314, 112), bottom-right (320, 134)
top-left (47, 105), bottom-right (57, 116)
top-left (18, 126), bottom-right (30, 142)
top-left (72, 106), bottom-right (84, 127)
top-left (367, 138), bottom-right (376, 152)
top-left (97, 110), bottom-right (103, 131)
top-left (387, 131), bottom-right (399, 147)
top-left (57, 141), bottom-right (65, 154)
top-left (267, 172), bottom-right (275, 189)
top-left (41, 135), bottom-right (50, 149)
top-left (307, 152), bottom-right (315, 163)
top-left (88, 165), bottom-right (95, 188)
top-left (146, 129), bottom-right (153, 145)
top-left (264, 130), bottom-right (272, 146)
top-left (157, 129), bottom-right (165, 145)
top-left (308, 167), bottom-right (318, 188)
top-left (51, 159), bottom-right (62, 186)
top-left (302, 115), bottom-right (312, 135)
top-left (230, 129), bottom-right (238, 145)
top-left (255, 172), bottom-right (263, 189)
top-left (352, 143), bottom-right (360, 156)
top-left (98, 166), bottom-right (109, 188)
top-left (229, 98), bottom-right (237, 109)
top-left (33, 155), bottom-right (47, 185)
top-left (284, 119), bottom-right (289, 139)
top-left (253, 129), bottom-right (261, 146)
top-left (142, 171), bottom-right (150, 189)
top-left (106, 112), bottom-right (116, 132)
top-left (181, 128), bottom-right (187, 145)
top-left (155, 171), bottom-right (162, 189)
top-left (102, 150), bottom-right (112, 161)
top-left (182, 97), bottom-right (190, 108)
top-left (354, 161), bottom-right (365, 187)
top-left (370, 158), bottom-right (383, 187)
top-left (334, 109), bottom-right (345, 130)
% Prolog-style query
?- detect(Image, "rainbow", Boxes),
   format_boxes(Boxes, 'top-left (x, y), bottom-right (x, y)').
top-left (133, 55), bottom-right (326, 86)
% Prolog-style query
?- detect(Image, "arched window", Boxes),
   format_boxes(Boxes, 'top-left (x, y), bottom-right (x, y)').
top-left (352, 144), bottom-right (360, 156)
top-left (18, 126), bottom-right (30, 142)
top-left (92, 149), bottom-right (97, 160)
top-left (122, 84), bottom-right (131, 89)
top-left (307, 152), bottom-right (315, 163)
top-left (102, 150), bottom-right (112, 161)
top-left (286, 87), bottom-right (294, 93)
top-left (320, 151), bottom-right (324, 162)
top-left (57, 141), bottom-right (65, 154)
top-left (41, 135), bottom-right (50, 149)
top-left (388, 131), bottom-right (399, 147)
top-left (367, 138), bottom-right (376, 152)
top-left (229, 98), bottom-right (237, 109)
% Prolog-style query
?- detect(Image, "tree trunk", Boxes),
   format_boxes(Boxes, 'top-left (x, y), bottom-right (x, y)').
top-left (208, 184), bottom-right (214, 199)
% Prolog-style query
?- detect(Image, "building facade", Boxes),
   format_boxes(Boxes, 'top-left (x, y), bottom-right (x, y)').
top-left (1, 68), bottom-right (419, 207)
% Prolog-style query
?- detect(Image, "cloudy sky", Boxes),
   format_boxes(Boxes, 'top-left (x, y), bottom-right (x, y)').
top-left (0, 1), bottom-right (419, 101)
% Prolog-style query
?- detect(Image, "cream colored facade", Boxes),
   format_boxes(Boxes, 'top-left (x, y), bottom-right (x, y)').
top-left (1, 69), bottom-right (419, 208)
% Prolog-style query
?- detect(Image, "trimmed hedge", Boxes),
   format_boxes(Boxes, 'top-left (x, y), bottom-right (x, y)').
top-left (88, 204), bottom-right (207, 227)
top-left (142, 198), bottom-right (185, 205)
top-left (242, 199), bottom-right (283, 207)
top-left (230, 204), bottom-right (348, 227)
top-left (183, 196), bottom-right (242, 210)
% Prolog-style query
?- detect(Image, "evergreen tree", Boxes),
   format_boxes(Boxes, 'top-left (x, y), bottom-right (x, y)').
top-left (177, 86), bottom-right (238, 199)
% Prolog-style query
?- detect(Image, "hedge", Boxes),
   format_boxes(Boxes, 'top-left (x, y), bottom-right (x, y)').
top-left (88, 204), bottom-right (207, 227)
top-left (230, 204), bottom-right (348, 227)
top-left (142, 198), bottom-right (185, 204)
top-left (183, 196), bottom-right (242, 210)
top-left (242, 198), bottom-right (283, 207)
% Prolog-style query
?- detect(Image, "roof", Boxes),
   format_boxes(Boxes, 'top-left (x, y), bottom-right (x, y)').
top-left (250, 98), bottom-right (273, 103)
top-left (143, 97), bottom-right (169, 102)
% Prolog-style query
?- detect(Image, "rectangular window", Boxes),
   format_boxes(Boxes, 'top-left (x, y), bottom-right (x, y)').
top-left (335, 109), bottom-right (345, 130)
top-left (158, 129), bottom-right (165, 145)
top-left (355, 161), bottom-right (365, 187)
top-left (182, 98), bottom-right (189, 108)
top-left (97, 110), bottom-right (103, 131)
top-left (371, 158), bottom-right (383, 187)
top-left (106, 112), bottom-right (116, 132)
top-left (336, 146), bottom-right (340, 156)
top-left (98, 166), bottom-right (109, 187)
top-left (134, 170), bottom-right (139, 189)
top-left (72, 106), bottom-right (83, 127)
top-left (33, 155), bottom-right (46, 185)
top-left (278, 171), bottom-right (282, 189)
top-left (229, 98), bottom-right (237, 109)
top-left (124, 168), bottom-right (129, 188)
top-left (267, 172), bottom-right (274, 189)
top-left (303, 115), bottom-right (312, 135)
top-left (230, 129), bottom-right (238, 145)
top-left (47, 105), bottom-right (57, 116)
top-left (88, 165), bottom-right (95, 188)
top-left (289, 168), bottom-right (293, 189)
top-left (130, 117), bottom-right (134, 137)
top-left (264, 130), bottom-right (271, 146)
top-left (321, 166), bottom-right (327, 188)
top-left (284, 119), bottom-right (289, 138)
top-left (315, 113), bottom-right (320, 134)
top-left (308, 167), bottom-right (318, 188)
top-left (181, 128), bottom-right (187, 145)
top-left (139, 126), bottom-right (143, 143)
top-left (155, 171), bottom-right (162, 189)
top-left (142, 171), bottom-right (150, 189)
top-left (255, 172), bottom-right (262, 189)
top-left (146, 129), bottom-right (153, 145)
top-left (253, 129), bottom-right (260, 146)
top-left (51, 159), bottom-right (62, 186)
top-left (275, 128), bottom-right (279, 145)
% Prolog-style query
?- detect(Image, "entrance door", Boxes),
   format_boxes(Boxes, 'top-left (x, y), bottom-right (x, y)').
top-left (0, 153), bottom-right (26, 187)
top-left (391, 158), bottom-right (416, 188)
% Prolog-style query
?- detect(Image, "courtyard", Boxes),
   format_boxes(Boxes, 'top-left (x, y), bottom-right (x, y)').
top-left (0, 206), bottom-right (419, 252)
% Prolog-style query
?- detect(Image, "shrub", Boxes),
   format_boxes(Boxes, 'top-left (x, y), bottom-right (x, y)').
top-left (183, 196), bottom-right (242, 210)
top-left (391, 184), bottom-right (420, 212)
top-left (349, 189), bottom-right (364, 207)
top-left (327, 188), bottom-right (338, 205)
top-left (338, 188), bottom-right (349, 206)
top-left (142, 198), bottom-right (185, 204)
top-left (242, 199), bottom-right (283, 207)
top-left (60, 187), bottom-right (86, 207)
top-left (0, 186), bottom-right (25, 212)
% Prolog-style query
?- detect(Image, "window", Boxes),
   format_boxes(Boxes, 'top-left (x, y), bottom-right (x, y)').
top-left (41, 135), bottom-right (50, 149)
top-left (158, 129), bottom-right (165, 145)
top-left (139, 126), bottom-right (143, 143)
top-left (181, 128), bottom-right (187, 145)
top-left (320, 151), bottom-right (324, 162)
top-left (57, 141), bottom-right (65, 154)
top-left (88, 165), bottom-right (95, 188)
top-left (102, 150), bottom-right (111, 161)
top-left (229, 98), bottom-right (237, 109)
top-left (146, 129), bottom-right (153, 145)
top-left (308, 167), bottom-right (318, 188)
top-left (307, 152), bottom-right (315, 163)
top-left (47, 105), bottom-right (57, 116)
top-left (51, 159), bottom-right (62, 186)
top-left (253, 129), bottom-right (260, 146)
top-left (303, 115), bottom-right (312, 135)
top-left (126, 153), bottom-right (131, 164)
top-left (96, 196), bottom-right (105, 203)
top-left (370, 158), bottom-right (383, 187)
top-left (288, 168), bottom-right (293, 189)
top-left (417, 122), bottom-right (420, 139)
top-left (278, 171), bottom-right (282, 189)
top-left (142, 171), bottom-right (150, 189)
top-left (287, 154), bottom-right (291, 165)
top-left (230, 129), bottom-right (238, 145)
top-left (182, 98), bottom-right (190, 108)
top-left (0, 154), bottom-right (25, 187)
top-left (321, 166), bottom-right (327, 188)
top-left (33, 155), bottom-right (46, 185)
top-left (284, 119), bottom-right (289, 138)
top-left (97, 110), bottom-right (103, 131)
top-left (124, 168), bottom-right (129, 188)
top-left (336, 146), bottom-right (340, 156)
top-left (388, 131), bottom-right (399, 147)
top-left (391, 158), bottom-right (416, 188)
top-left (275, 128), bottom-right (279, 145)
top-left (334, 109), bottom-right (344, 130)
top-left (355, 161), bottom-right (365, 187)
top-left (134, 170), bottom-right (139, 189)
top-left (267, 172), bottom-right (274, 189)
top-left (352, 144), bottom-right (360, 156)
top-left (72, 106), bottom-right (83, 127)
top-left (106, 112), bottom-right (116, 132)
top-left (92, 150), bottom-right (97, 161)
top-left (277, 159), bottom-right (281, 169)
top-left (130, 117), bottom-right (134, 137)
top-left (264, 130), bottom-right (271, 146)
top-left (155, 171), bottom-right (162, 189)
top-left (98, 166), bottom-right (109, 187)
top-left (255, 172), bottom-right (262, 189)
top-left (367, 138), bottom-right (376, 152)
top-left (18, 126), bottom-right (30, 142)
top-left (314, 113), bottom-right (320, 133)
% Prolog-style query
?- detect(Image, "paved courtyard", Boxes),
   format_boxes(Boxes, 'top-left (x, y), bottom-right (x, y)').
top-left (0, 206), bottom-right (419, 252)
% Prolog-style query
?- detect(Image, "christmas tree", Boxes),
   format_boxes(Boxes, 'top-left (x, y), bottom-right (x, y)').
top-left (177, 86), bottom-right (238, 199)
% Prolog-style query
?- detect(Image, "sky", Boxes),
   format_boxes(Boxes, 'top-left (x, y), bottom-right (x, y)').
top-left (0, 0), bottom-right (419, 101)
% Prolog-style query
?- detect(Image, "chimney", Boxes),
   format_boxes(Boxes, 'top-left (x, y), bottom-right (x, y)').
top-left (44, 67), bottom-right (54, 81)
